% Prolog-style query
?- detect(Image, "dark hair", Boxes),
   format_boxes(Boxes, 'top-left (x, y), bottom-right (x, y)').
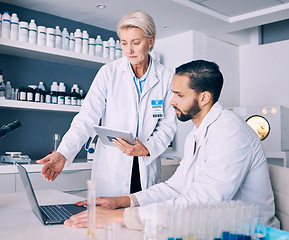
top-left (175, 60), bottom-right (223, 104)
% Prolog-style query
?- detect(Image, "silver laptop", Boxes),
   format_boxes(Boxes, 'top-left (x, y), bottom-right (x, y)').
top-left (16, 163), bottom-right (86, 225)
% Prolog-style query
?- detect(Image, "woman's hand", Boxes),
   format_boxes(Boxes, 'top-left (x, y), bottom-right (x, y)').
top-left (113, 137), bottom-right (149, 157)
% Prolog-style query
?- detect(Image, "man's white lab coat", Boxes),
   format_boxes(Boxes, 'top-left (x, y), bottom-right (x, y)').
top-left (127, 102), bottom-right (279, 229)
top-left (57, 56), bottom-right (177, 197)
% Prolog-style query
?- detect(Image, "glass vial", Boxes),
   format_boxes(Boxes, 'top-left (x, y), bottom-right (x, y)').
top-left (53, 133), bottom-right (61, 152)
top-left (87, 180), bottom-right (96, 240)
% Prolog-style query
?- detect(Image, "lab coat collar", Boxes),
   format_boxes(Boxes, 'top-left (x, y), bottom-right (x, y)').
top-left (193, 101), bottom-right (223, 144)
top-left (119, 55), bottom-right (160, 100)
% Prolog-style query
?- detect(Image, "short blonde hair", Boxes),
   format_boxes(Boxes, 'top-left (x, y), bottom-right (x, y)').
top-left (117, 10), bottom-right (156, 51)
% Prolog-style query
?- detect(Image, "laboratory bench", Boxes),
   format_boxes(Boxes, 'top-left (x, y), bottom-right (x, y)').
top-left (0, 159), bottom-right (92, 196)
top-left (0, 158), bottom-right (180, 195)
top-left (0, 189), bottom-right (142, 240)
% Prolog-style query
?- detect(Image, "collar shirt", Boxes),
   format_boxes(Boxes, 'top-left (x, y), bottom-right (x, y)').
top-left (126, 101), bottom-right (279, 230)
top-left (128, 56), bottom-right (152, 137)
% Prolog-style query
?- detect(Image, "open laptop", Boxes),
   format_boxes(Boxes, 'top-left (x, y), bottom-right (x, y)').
top-left (16, 163), bottom-right (86, 225)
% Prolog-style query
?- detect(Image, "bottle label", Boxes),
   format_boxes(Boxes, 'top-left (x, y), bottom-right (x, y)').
top-left (65, 96), bottom-right (71, 105)
top-left (58, 96), bottom-right (64, 105)
top-left (71, 97), bottom-right (77, 105)
top-left (52, 96), bottom-right (57, 104)
top-left (45, 94), bottom-right (51, 103)
top-left (27, 92), bottom-right (33, 101)
top-left (35, 92), bottom-right (40, 102)
top-left (20, 91), bottom-right (26, 101)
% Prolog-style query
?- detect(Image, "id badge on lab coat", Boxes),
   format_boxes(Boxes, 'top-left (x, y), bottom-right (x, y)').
top-left (151, 100), bottom-right (164, 119)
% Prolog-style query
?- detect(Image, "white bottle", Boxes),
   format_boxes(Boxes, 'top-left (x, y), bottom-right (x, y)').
top-left (5, 81), bottom-right (12, 100)
top-left (95, 35), bottom-right (103, 57)
top-left (82, 30), bottom-right (89, 55)
top-left (28, 19), bottom-right (37, 44)
top-left (74, 29), bottom-right (82, 53)
top-left (88, 38), bottom-right (95, 56)
top-left (115, 40), bottom-right (122, 59)
top-left (55, 26), bottom-right (62, 49)
top-left (58, 82), bottom-right (66, 105)
top-left (71, 84), bottom-right (79, 93)
top-left (0, 13), bottom-right (2, 38)
top-left (38, 81), bottom-right (45, 91)
top-left (46, 28), bottom-right (55, 48)
top-left (10, 13), bottom-right (19, 41)
top-left (18, 21), bottom-right (29, 42)
top-left (50, 82), bottom-right (59, 92)
top-left (62, 28), bottom-right (69, 50)
top-left (0, 71), bottom-right (5, 98)
top-left (37, 26), bottom-right (46, 46)
top-left (108, 37), bottom-right (115, 60)
top-left (102, 41), bottom-right (110, 59)
top-left (1, 11), bottom-right (11, 39)
top-left (69, 32), bottom-right (75, 52)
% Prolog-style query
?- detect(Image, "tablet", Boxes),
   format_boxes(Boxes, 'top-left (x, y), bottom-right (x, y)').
top-left (93, 125), bottom-right (136, 147)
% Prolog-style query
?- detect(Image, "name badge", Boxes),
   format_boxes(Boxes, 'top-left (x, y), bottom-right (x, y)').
top-left (151, 100), bottom-right (164, 118)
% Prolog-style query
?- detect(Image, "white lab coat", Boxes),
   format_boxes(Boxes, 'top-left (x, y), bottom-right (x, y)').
top-left (131, 102), bottom-right (279, 229)
top-left (57, 56), bottom-right (177, 197)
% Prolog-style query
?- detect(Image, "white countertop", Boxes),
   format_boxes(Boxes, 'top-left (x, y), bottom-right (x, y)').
top-left (0, 159), bottom-right (93, 174)
top-left (0, 189), bottom-right (142, 240)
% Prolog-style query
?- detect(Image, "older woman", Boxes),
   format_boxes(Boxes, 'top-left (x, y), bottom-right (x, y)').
top-left (37, 10), bottom-right (177, 197)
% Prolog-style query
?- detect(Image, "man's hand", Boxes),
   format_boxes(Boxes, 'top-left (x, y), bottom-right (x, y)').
top-left (64, 207), bottom-right (125, 228)
top-left (113, 137), bottom-right (149, 157)
top-left (36, 152), bottom-right (66, 181)
top-left (74, 196), bottom-right (131, 209)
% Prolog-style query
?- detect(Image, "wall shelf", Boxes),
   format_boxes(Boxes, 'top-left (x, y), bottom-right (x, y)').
top-left (0, 38), bottom-right (111, 69)
top-left (0, 98), bottom-right (80, 112)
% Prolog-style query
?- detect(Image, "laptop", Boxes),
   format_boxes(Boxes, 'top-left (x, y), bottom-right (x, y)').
top-left (16, 163), bottom-right (86, 225)
top-left (93, 125), bottom-right (135, 147)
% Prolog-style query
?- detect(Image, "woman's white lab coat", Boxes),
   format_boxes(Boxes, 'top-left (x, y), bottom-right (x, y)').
top-left (57, 56), bottom-right (177, 197)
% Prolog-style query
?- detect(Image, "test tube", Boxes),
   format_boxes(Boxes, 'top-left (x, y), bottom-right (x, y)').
top-left (87, 180), bottom-right (96, 240)
top-left (53, 133), bottom-right (61, 152)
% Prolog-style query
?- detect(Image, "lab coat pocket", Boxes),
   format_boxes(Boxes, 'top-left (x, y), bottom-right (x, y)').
top-left (94, 144), bottom-right (120, 183)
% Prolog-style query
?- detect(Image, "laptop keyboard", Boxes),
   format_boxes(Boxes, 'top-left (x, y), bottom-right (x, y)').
top-left (40, 205), bottom-right (72, 221)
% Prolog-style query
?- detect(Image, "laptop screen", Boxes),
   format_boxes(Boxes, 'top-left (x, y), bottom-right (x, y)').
top-left (16, 163), bottom-right (45, 222)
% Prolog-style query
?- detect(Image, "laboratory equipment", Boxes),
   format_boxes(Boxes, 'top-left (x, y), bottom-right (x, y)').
top-left (0, 119), bottom-right (21, 138)
top-left (53, 134), bottom-right (61, 152)
top-left (1, 152), bottom-right (31, 164)
top-left (230, 106), bottom-right (289, 167)
top-left (87, 180), bottom-right (96, 240)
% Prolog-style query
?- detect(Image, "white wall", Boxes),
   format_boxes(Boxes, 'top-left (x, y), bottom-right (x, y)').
top-left (155, 31), bottom-right (240, 158)
top-left (240, 40), bottom-right (289, 108)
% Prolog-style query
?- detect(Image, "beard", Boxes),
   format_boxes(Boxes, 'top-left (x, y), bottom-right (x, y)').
top-left (174, 99), bottom-right (201, 122)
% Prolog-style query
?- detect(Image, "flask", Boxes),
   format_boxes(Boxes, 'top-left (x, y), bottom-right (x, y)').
top-left (0, 71), bottom-right (5, 99)
top-left (28, 19), bottom-right (37, 44)
top-left (53, 133), bottom-right (61, 152)
top-left (88, 38), bottom-right (95, 56)
top-left (74, 29), bottom-right (82, 53)
top-left (95, 35), bottom-right (103, 57)
top-left (55, 26), bottom-right (62, 49)
top-left (5, 81), bottom-right (12, 100)
top-left (62, 28), bottom-right (69, 50)
top-left (108, 37), bottom-right (115, 60)
top-left (102, 41), bottom-right (110, 59)
top-left (58, 82), bottom-right (66, 105)
top-left (10, 13), bottom-right (19, 41)
top-left (115, 40), bottom-right (122, 59)
top-left (69, 32), bottom-right (75, 52)
top-left (1, 11), bottom-right (11, 39)
top-left (46, 28), bottom-right (55, 48)
top-left (37, 26), bottom-right (46, 46)
top-left (37, 81), bottom-right (45, 91)
top-left (18, 21), bottom-right (29, 42)
top-left (82, 30), bottom-right (89, 55)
